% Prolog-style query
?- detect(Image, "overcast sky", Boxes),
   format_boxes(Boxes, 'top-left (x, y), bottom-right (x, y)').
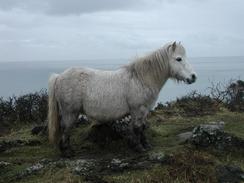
top-left (0, 0), bottom-right (243, 62)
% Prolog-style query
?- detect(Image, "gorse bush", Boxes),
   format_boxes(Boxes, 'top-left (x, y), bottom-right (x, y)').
top-left (14, 90), bottom-right (48, 123)
top-left (0, 97), bottom-right (16, 123)
top-left (0, 89), bottom-right (48, 128)
top-left (156, 79), bottom-right (244, 116)
top-left (155, 91), bottom-right (219, 117)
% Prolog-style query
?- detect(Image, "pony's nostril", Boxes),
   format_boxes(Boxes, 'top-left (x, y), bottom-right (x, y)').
top-left (186, 78), bottom-right (191, 84)
top-left (191, 74), bottom-right (196, 81)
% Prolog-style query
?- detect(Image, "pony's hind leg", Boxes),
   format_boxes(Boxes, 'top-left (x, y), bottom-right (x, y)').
top-left (59, 112), bottom-right (78, 157)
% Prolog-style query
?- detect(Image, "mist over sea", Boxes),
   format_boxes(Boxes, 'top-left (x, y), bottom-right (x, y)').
top-left (0, 56), bottom-right (243, 103)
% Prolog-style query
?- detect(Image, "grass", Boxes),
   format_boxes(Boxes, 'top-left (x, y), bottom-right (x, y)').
top-left (0, 109), bottom-right (244, 183)
top-left (104, 150), bottom-right (217, 183)
top-left (16, 168), bottom-right (85, 183)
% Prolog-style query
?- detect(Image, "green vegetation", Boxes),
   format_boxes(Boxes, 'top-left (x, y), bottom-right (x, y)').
top-left (0, 109), bottom-right (243, 183)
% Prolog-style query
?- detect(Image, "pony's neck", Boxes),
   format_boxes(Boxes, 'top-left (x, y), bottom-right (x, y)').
top-left (129, 46), bottom-right (170, 91)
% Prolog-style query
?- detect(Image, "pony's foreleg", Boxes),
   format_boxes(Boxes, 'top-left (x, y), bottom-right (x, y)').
top-left (129, 106), bottom-right (149, 151)
top-left (131, 106), bottom-right (151, 150)
top-left (138, 121), bottom-right (151, 149)
top-left (125, 121), bottom-right (144, 152)
top-left (59, 113), bottom-right (77, 157)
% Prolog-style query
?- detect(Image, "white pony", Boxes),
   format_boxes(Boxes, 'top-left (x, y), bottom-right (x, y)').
top-left (48, 42), bottom-right (197, 154)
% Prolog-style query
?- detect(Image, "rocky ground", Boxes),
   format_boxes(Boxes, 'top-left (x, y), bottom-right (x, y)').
top-left (0, 108), bottom-right (244, 183)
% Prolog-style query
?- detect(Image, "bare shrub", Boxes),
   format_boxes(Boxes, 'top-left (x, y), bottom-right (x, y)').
top-left (209, 79), bottom-right (244, 111)
top-left (0, 89), bottom-right (48, 129)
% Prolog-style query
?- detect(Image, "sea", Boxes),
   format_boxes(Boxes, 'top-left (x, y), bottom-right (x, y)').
top-left (0, 56), bottom-right (243, 103)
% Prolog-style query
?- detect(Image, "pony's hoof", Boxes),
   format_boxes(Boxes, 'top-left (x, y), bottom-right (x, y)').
top-left (133, 144), bottom-right (146, 153)
top-left (141, 138), bottom-right (152, 149)
top-left (143, 142), bottom-right (152, 150)
top-left (60, 149), bottom-right (74, 158)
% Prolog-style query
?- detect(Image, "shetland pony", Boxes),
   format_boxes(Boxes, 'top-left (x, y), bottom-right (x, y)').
top-left (48, 42), bottom-right (197, 153)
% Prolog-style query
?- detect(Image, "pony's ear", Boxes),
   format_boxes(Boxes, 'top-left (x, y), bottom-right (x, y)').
top-left (172, 41), bottom-right (177, 52)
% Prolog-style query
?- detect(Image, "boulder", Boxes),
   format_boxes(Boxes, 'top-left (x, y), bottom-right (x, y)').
top-left (216, 165), bottom-right (244, 183)
top-left (190, 123), bottom-right (244, 150)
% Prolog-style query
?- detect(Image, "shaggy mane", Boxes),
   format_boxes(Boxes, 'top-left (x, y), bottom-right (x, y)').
top-left (126, 45), bottom-right (170, 88)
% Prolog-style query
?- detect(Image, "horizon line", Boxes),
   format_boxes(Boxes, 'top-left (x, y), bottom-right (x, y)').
top-left (0, 55), bottom-right (243, 63)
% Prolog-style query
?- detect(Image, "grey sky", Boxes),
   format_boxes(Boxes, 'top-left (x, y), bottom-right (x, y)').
top-left (0, 0), bottom-right (243, 61)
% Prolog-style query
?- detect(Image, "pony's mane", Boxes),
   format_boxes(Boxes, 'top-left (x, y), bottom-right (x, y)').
top-left (126, 45), bottom-right (170, 88)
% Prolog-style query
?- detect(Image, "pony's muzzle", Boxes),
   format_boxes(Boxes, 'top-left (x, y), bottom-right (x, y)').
top-left (186, 73), bottom-right (197, 84)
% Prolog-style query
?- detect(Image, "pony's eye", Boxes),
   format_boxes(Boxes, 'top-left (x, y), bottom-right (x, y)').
top-left (176, 57), bottom-right (182, 62)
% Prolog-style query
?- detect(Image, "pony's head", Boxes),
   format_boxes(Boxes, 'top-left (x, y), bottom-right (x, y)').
top-left (166, 42), bottom-right (197, 84)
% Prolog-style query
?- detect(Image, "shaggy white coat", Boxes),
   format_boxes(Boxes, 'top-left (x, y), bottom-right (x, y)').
top-left (48, 42), bottom-right (196, 144)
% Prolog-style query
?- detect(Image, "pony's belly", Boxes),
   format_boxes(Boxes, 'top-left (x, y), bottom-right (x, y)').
top-left (83, 100), bottom-right (129, 122)
top-left (83, 74), bottom-right (130, 121)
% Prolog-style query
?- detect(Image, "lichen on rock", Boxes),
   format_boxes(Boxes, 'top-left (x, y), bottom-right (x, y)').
top-left (190, 122), bottom-right (244, 150)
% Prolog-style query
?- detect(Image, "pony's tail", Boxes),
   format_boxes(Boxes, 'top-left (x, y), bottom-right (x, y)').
top-left (48, 73), bottom-right (60, 145)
